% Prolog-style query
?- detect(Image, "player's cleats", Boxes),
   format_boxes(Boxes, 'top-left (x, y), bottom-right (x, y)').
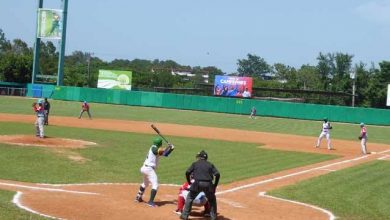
top-left (173, 210), bottom-right (182, 215)
top-left (147, 201), bottom-right (157, 207)
top-left (135, 195), bottom-right (143, 202)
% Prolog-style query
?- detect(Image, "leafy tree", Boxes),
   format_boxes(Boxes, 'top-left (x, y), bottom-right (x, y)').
top-left (39, 41), bottom-right (58, 75)
top-left (0, 28), bottom-right (11, 53)
top-left (273, 63), bottom-right (298, 89)
top-left (237, 53), bottom-right (272, 78)
top-left (0, 37), bottom-right (33, 83)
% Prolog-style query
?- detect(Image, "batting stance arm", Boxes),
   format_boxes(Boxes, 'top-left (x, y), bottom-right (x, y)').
top-left (157, 144), bottom-right (175, 157)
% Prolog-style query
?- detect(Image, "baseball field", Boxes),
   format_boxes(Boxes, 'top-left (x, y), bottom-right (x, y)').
top-left (0, 96), bottom-right (389, 220)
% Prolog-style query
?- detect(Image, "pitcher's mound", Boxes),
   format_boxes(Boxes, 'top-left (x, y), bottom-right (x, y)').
top-left (0, 135), bottom-right (96, 149)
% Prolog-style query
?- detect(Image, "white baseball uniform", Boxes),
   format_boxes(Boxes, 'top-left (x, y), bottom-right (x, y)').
top-left (316, 121), bottom-right (333, 149)
top-left (140, 145), bottom-right (160, 190)
top-left (360, 126), bottom-right (368, 154)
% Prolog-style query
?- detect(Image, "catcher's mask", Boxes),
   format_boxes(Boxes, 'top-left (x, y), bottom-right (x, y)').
top-left (153, 137), bottom-right (162, 147)
top-left (196, 150), bottom-right (208, 160)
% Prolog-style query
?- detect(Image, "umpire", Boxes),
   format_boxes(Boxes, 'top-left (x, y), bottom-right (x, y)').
top-left (180, 150), bottom-right (220, 220)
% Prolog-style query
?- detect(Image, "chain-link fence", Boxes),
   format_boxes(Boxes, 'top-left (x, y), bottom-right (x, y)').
top-left (0, 87), bottom-right (26, 96)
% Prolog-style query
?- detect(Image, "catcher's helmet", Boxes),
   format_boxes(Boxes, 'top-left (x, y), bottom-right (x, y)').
top-left (153, 137), bottom-right (162, 147)
top-left (196, 150), bottom-right (208, 160)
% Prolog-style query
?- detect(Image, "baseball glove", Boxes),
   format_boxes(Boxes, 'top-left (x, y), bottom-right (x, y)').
top-left (358, 136), bottom-right (362, 140)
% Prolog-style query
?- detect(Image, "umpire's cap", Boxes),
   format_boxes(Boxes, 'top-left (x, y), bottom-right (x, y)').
top-left (153, 137), bottom-right (162, 147)
top-left (196, 150), bottom-right (208, 160)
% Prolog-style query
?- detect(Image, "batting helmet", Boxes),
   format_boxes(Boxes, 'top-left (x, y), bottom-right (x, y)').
top-left (153, 137), bottom-right (162, 147)
top-left (196, 150), bottom-right (208, 160)
top-left (323, 117), bottom-right (328, 122)
top-left (360, 122), bottom-right (365, 127)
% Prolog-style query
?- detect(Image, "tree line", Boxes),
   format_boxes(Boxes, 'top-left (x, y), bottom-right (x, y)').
top-left (0, 28), bottom-right (388, 108)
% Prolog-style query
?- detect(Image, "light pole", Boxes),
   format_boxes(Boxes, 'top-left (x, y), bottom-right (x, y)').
top-left (350, 68), bottom-right (356, 107)
top-left (86, 52), bottom-right (94, 87)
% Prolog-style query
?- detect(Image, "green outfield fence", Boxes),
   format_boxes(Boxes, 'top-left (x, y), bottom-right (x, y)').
top-left (27, 84), bottom-right (390, 126)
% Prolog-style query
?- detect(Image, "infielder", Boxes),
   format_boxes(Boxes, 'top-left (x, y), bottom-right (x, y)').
top-left (358, 122), bottom-right (368, 154)
top-left (315, 117), bottom-right (333, 150)
top-left (78, 101), bottom-right (92, 119)
top-left (32, 99), bottom-right (45, 138)
top-left (135, 137), bottom-right (174, 207)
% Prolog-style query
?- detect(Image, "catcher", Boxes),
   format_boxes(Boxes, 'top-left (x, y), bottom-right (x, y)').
top-left (358, 122), bottom-right (368, 154)
top-left (135, 137), bottom-right (174, 207)
top-left (174, 176), bottom-right (210, 217)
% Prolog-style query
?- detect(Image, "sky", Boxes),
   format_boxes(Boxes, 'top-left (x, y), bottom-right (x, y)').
top-left (1, 0), bottom-right (390, 73)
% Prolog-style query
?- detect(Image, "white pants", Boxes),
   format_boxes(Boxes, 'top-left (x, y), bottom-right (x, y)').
top-left (317, 132), bottom-right (332, 149)
top-left (361, 138), bottom-right (367, 154)
top-left (140, 165), bottom-right (158, 190)
top-left (35, 117), bottom-right (45, 138)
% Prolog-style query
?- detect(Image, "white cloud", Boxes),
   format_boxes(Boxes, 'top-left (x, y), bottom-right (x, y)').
top-left (355, 0), bottom-right (390, 24)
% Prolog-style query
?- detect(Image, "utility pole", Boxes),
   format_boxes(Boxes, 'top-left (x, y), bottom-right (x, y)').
top-left (86, 52), bottom-right (94, 87)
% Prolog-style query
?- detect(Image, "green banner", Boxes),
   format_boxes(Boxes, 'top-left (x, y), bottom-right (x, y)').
top-left (37, 9), bottom-right (63, 39)
top-left (97, 70), bottom-right (132, 90)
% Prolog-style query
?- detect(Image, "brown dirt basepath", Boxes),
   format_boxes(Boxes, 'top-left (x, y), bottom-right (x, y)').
top-left (0, 113), bottom-right (389, 220)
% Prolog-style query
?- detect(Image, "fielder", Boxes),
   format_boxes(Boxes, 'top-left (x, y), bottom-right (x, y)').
top-left (315, 117), bottom-right (333, 150)
top-left (249, 106), bottom-right (257, 119)
top-left (135, 137), bottom-right (174, 207)
top-left (358, 122), bottom-right (368, 154)
top-left (78, 101), bottom-right (92, 119)
top-left (32, 99), bottom-right (45, 138)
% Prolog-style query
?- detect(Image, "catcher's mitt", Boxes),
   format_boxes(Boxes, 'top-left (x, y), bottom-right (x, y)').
top-left (358, 136), bottom-right (362, 140)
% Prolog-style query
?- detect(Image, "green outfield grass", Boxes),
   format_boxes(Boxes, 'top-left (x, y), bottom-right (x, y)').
top-left (0, 122), bottom-right (337, 184)
top-left (269, 161), bottom-right (390, 220)
top-left (0, 96), bottom-right (389, 144)
top-left (0, 190), bottom-right (46, 220)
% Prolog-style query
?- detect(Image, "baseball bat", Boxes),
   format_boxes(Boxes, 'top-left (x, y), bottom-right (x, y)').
top-left (151, 124), bottom-right (169, 143)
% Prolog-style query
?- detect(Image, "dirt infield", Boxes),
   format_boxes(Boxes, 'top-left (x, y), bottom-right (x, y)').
top-left (0, 113), bottom-right (389, 220)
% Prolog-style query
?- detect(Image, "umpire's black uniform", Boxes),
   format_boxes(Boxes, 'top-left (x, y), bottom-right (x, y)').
top-left (180, 150), bottom-right (220, 220)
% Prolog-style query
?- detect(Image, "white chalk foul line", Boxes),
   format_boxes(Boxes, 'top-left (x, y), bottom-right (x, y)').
top-left (216, 149), bottom-right (390, 195)
top-left (0, 182), bottom-right (99, 195)
top-left (216, 155), bottom-right (369, 195)
top-left (13, 191), bottom-right (63, 220)
top-left (259, 192), bottom-right (335, 220)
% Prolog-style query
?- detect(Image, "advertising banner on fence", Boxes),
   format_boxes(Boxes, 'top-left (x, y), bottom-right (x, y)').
top-left (37, 9), bottom-right (63, 39)
top-left (213, 75), bottom-right (253, 98)
top-left (97, 70), bottom-right (132, 90)
top-left (387, 84), bottom-right (390, 106)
